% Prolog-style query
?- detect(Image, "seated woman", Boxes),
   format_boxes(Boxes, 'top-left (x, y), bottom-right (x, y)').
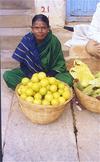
top-left (3, 14), bottom-right (73, 90)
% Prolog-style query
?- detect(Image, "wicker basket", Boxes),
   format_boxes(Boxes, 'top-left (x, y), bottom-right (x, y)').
top-left (16, 84), bottom-right (73, 124)
top-left (74, 84), bottom-right (100, 113)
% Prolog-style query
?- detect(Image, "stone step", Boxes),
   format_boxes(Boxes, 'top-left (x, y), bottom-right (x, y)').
top-left (0, 0), bottom-right (35, 9)
top-left (0, 27), bottom-right (31, 49)
top-left (0, 27), bottom-right (31, 36)
top-left (1, 50), bottom-right (19, 69)
top-left (0, 9), bottom-right (34, 27)
top-left (0, 27), bottom-right (72, 50)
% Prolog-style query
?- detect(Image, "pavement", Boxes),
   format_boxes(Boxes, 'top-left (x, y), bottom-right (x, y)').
top-left (1, 27), bottom-right (100, 162)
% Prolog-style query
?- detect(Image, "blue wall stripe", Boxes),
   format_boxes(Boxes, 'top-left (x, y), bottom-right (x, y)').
top-left (66, 0), bottom-right (100, 21)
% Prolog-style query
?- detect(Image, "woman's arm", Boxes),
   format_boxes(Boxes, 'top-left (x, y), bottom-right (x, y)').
top-left (50, 37), bottom-right (67, 73)
top-left (49, 36), bottom-right (73, 86)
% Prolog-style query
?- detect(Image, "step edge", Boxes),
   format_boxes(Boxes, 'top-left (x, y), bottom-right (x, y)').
top-left (0, 9), bottom-right (34, 15)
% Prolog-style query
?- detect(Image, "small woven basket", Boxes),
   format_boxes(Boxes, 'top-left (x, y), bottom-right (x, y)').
top-left (74, 84), bottom-right (100, 113)
top-left (16, 84), bottom-right (73, 124)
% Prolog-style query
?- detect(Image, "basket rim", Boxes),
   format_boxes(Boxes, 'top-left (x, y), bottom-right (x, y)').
top-left (74, 83), bottom-right (100, 102)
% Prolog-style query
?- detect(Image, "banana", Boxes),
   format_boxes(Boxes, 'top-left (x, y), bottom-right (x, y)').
top-left (70, 60), bottom-right (95, 87)
top-left (76, 82), bottom-right (84, 91)
top-left (70, 60), bottom-right (100, 98)
top-left (92, 93), bottom-right (100, 98)
top-left (82, 84), bottom-right (94, 95)
top-left (92, 88), bottom-right (100, 97)
top-left (95, 72), bottom-right (100, 78)
top-left (89, 78), bottom-right (100, 87)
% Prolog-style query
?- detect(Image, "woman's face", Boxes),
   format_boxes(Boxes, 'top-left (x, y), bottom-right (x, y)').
top-left (32, 20), bottom-right (49, 42)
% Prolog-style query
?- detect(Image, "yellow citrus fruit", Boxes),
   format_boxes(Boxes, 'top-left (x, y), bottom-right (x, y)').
top-left (21, 77), bottom-right (30, 85)
top-left (18, 85), bottom-right (27, 95)
top-left (31, 75), bottom-right (39, 83)
top-left (45, 93), bottom-right (53, 102)
top-left (20, 93), bottom-right (27, 100)
top-left (56, 79), bottom-right (61, 84)
top-left (31, 83), bottom-right (40, 92)
top-left (62, 90), bottom-right (71, 100)
top-left (42, 100), bottom-right (50, 106)
top-left (51, 99), bottom-right (59, 106)
top-left (25, 96), bottom-right (34, 103)
top-left (48, 77), bottom-right (57, 85)
top-left (59, 97), bottom-right (65, 104)
top-left (50, 84), bottom-right (57, 92)
top-left (47, 85), bottom-right (50, 90)
top-left (47, 91), bottom-right (52, 94)
top-left (38, 72), bottom-right (46, 80)
top-left (58, 89), bottom-right (64, 95)
top-left (27, 81), bottom-right (33, 88)
top-left (58, 82), bottom-right (65, 89)
top-left (17, 87), bottom-right (22, 95)
top-left (39, 87), bottom-right (47, 95)
top-left (40, 78), bottom-right (49, 87)
top-left (25, 88), bottom-right (33, 96)
top-left (33, 99), bottom-right (41, 105)
top-left (53, 92), bottom-right (60, 99)
top-left (34, 93), bottom-right (42, 100)
top-left (31, 73), bottom-right (39, 78)
top-left (21, 86), bottom-right (28, 94)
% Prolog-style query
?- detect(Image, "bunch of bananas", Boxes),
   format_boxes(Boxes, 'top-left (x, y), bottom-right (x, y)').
top-left (76, 72), bottom-right (100, 98)
top-left (70, 60), bottom-right (100, 99)
top-left (70, 60), bottom-right (95, 87)
top-left (82, 72), bottom-right (100, 98)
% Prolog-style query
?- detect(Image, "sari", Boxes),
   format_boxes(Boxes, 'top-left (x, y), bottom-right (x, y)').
top-left (3, 31), bottom-right (73, 90)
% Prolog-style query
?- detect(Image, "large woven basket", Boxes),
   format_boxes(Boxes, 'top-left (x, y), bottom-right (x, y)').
top-left (16, 84), bottom-right (73, 124)
top-left (74, 84), bottom-right (100, 113)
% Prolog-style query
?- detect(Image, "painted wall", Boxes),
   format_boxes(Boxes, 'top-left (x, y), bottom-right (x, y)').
top-left (66, 0), bottom-right (100, 22)
top-left (35, 0), bottom-right (65, 27)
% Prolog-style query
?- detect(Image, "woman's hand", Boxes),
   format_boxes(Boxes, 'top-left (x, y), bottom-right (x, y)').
top-left (86, 40), bottom-right (100, 59)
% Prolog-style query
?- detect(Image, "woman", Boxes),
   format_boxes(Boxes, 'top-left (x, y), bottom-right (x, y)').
top-left (3, 14), bottom-right (73, 90)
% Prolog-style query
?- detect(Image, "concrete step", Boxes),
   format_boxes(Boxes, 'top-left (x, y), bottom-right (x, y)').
top-left (0, 27), bottom-right (31, 36)
top-left (0, 0), bottom-right (35, 9)
top-left (0, 27), bottom-right (31, 50)
top-left (0, 27), bottom-right (72, 50)
top-left (1, 50), bottom-right (19, 69)
top-left (0, 9), bottom-right (34, 27)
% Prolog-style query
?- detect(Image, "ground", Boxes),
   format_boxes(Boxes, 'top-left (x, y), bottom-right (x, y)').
top-left (1, 27), bottom-right (100, 162)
